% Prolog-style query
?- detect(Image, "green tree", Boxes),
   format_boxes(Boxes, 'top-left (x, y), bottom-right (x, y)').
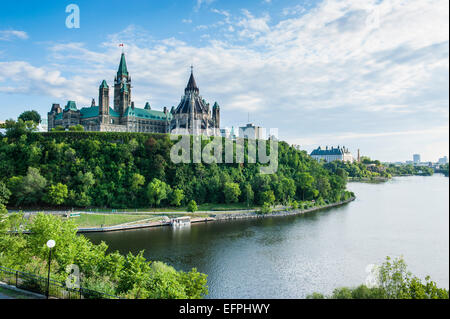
top-left (146, 178), bottom-right (170, 208)
top-left (69, 124), bottom-right (85, 131)
top-left (242, 183), bottom-right (254, 207)
top-left (187, 200), bottom-right (197, 213)
top-left (0, 181), bottom-right (11, 206)
top-left (18, 110), bottom-right (41, 124)
top-left (44, 183), bottom-right (68, 206)
top-left (12, 167), bottom-right (47, 206)
top-left (170, 188), bottom-right (185, 207)
top-left (261, 190), bottom-right (275, 206)
top-left (223, 182), bottom-right (241, 204)
top-left (260, 202), bottom-right (272, 214)
top-left (296, 172), bottom-right (314, 201)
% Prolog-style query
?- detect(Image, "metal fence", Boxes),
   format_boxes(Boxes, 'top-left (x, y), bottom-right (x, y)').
top-left (0, 265), bottom-right (121, 299)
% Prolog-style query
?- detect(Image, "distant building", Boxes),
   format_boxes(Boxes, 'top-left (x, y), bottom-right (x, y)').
top-left (438, 156), bottom-right (448, 165)
top-left (239, 123), bottom-right (264, 140)
top-left (310, 146), bottom-right (354, 163)
top-left (413, 154), bottom-right (421, 164)
top-left (37, 119), bottom-right (48, 132)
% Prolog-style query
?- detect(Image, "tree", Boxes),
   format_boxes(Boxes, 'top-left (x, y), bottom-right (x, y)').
top-left (261, 190), bottom-right (275, 206)
top-left (146, 178), bottom-right (170, 208)
top-left (4, 119), bottom-right (37, 139)
top-left (260, 202), bottom-right (272, 214)
top-left (242, 183), bottom-right (254, 207)
top-left (44, 183), bottom-right (68, 206)
top-left (0, 181), bottom-right (11, 206)
top-left (295, 172), bottom-right (314, 201)
top-left (18, 110), bottom-right (41, 124)
top-left (130, 173), bottom-right (145, 193)
top-left (223, 182), bottom-right (241, 204)
top-left (187, 200), bottom-right (197, 213)
top-left (170, 188), bottom-right (184, 207)
top-left (11, 167), bottom-right (47, 206)
top-left (307, 256), bottom-right (449, 299)
top-left (69, 124), bottom-right (85, 131)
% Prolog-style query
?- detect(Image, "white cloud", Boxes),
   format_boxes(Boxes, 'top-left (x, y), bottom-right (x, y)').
top-left (195, 0), bottom-right (215, 11)
top-left (0, 30), bottom-right (28, 41)
top-left (0, 0), bottom-right (448, 161)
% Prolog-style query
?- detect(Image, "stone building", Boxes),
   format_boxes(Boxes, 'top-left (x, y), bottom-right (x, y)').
top-left (48, 54), bottom-right (220, 135)
top-left (310, 146), bottom-right (354, 163)
top-left (170, 67), bottom-right (220, 136)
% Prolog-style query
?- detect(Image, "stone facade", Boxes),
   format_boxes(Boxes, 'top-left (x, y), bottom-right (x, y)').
top-left (48, 54), bottom-right (220, 135)
top-left (310, 146), bottom-right (354, 163)
top-left (170, 67), bottom-right (220, 136)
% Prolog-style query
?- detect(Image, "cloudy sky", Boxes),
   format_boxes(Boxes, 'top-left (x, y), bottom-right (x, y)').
top-left (0, 0), bottom-right (448, 162)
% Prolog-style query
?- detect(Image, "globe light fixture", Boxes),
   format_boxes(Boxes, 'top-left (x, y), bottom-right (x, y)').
top-left (46, 239), bottom-right (56, 298)
top-left (46, 240), bottom-right (56, 249)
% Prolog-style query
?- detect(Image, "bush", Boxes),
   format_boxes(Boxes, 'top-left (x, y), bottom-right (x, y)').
top-left (259, 202), bottom-right (272, 215)
top-left (187, 200), bottom-right (197, 213)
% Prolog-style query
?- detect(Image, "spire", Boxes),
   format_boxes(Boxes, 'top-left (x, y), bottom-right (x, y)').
top-left (117, 53), bottom-right (128, 77)
top-left (185, 66), bottom-right (199, 94)
top-left (100, 80), bottom-right (109, 89)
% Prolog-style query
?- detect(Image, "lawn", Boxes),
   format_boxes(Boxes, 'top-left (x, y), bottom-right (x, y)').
top-left (90, 202), bottom-right (258, 213)
top-left (73, 213), bottom-right (154, 227)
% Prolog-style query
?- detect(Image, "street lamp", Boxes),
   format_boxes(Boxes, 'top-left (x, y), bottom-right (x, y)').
top-left (46, 239), bottom-right (56, 299)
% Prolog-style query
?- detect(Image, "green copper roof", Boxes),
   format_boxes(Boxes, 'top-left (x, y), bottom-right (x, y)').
top-left (117, 53), bottom-right (128, 77)
top-left (100, 80), bottom-right (109, 89)
top-left (213, 102), bottom-right (220, 109)
top-left (65, 101), bottom-right (77, 111)
top-left (79, 106), bottom-right (120, 118)
top-left (124, 107), bottom-right (172, 121)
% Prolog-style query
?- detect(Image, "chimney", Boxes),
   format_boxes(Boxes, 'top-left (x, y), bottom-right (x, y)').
top-left (163, 106), bottom-right (167, 114)
top-left (131, 101), bottom-right (135, 109)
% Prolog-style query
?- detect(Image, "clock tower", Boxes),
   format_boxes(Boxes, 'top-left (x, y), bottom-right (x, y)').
top-left (114, 53), bottom-right (131, 116)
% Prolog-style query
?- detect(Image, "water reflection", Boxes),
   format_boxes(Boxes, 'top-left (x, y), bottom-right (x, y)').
top-left (87, 175), bottom-right (449, 298)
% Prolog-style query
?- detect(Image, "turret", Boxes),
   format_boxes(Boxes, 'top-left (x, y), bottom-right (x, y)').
top-left (213, 102), bottom-right (220, 128)
top-left (99, 80), bottom-right (110, 122)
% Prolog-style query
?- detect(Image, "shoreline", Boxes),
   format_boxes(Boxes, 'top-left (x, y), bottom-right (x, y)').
top-left (76, 197), bottom-right (356, 233)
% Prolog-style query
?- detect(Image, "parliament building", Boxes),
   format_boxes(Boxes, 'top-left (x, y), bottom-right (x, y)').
top-left (48, 53), bottom-right (220, 135)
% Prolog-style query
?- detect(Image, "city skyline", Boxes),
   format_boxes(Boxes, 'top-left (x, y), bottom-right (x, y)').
top-left (0, 0), bottom-right (448, 162)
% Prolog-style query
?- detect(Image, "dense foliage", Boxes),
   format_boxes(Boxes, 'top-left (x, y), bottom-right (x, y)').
top-left (0, 210), bottom-right (208, 299)
top-left (324, 156), bottom-right (434, 181)
top-left (0, 122), bottom-right (352, 209)
top-left (18, 110), bottom-right (41, 124)
top-left (307, 256), bottom-right (448, 299)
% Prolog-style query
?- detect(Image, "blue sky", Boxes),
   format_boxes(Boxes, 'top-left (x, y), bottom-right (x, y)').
top-left (0, 0), bottom-right (448, 162)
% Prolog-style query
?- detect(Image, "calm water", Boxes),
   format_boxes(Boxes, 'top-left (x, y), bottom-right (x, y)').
top-left (87, 175), bottom-right (449, 298)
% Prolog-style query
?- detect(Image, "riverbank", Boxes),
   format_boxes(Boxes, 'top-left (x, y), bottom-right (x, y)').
top-left (76, 197), bottom-right (355, 233)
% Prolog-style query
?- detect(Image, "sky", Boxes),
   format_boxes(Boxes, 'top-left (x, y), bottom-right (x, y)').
top-left (0, 0), bottom-right (448, 162)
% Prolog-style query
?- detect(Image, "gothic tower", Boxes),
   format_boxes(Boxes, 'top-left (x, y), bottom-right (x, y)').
top-left (99, 80), bottom-right (109, 123)
top-left (212, 102), bottom-right (220, 129)
top-left (170, 67), bottom-right (218, 135)
top-left (114, 53), bottom-right (131, 116)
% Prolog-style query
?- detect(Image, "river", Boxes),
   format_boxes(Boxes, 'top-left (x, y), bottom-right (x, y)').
top-left (87, 175), bottom-right (449, 298)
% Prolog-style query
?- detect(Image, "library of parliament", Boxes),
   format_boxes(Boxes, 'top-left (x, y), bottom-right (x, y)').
top-left (48, 53), bottom-right (221, 135)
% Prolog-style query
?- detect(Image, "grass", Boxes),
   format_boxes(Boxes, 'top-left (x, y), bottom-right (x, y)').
top-left (89, 202), bottom-right (258, 213)
top-left (72, 213), bottom-right (154, 227)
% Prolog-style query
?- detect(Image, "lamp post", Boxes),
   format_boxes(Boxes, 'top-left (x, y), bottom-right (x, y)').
top-left (46, 239), bottom-right (56, 299)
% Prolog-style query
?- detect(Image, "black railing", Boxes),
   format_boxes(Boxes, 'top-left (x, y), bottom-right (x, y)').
top-left (0, 265), bottom-right (121, 299)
